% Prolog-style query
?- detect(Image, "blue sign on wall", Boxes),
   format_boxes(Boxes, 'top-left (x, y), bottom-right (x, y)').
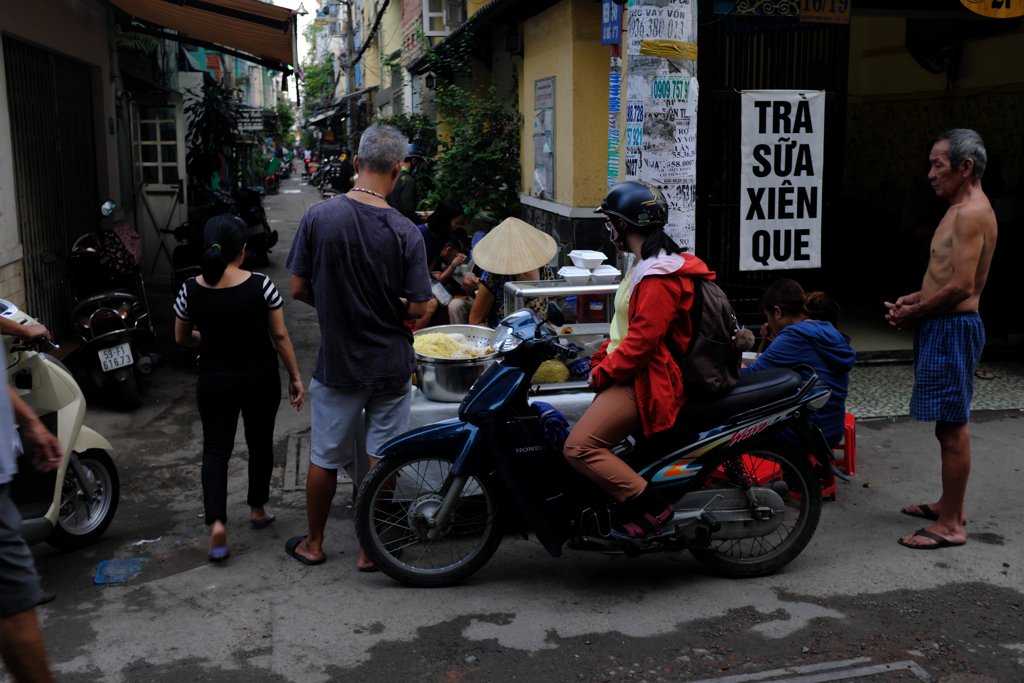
top-left (602, 0), bottom-right (622, 45)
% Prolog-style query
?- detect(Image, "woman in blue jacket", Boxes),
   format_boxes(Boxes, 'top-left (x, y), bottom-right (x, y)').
top-left (744, 279), bottom-right (855, 448)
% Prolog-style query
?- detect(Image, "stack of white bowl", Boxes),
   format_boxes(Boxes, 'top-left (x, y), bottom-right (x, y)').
top-left (558, 250), bottom-right (620, 285)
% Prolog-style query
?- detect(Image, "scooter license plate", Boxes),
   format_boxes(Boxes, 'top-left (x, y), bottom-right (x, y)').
top-left (99, 343), bottom-right (133, 372)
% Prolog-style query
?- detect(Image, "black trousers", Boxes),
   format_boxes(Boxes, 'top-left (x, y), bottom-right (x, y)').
top-left (196, 369), bottom-right (281, 525)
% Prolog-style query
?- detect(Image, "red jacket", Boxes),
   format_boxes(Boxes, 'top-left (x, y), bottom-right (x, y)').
top-left (590, 253), bottom-right (716, 435)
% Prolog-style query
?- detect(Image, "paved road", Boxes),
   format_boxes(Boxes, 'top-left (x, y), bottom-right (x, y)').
top-left (15, 177), bottom-right (1024, 683)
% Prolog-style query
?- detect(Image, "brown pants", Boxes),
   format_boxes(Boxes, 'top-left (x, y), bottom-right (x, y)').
top-left (563, 382), bottom-right (647, 502)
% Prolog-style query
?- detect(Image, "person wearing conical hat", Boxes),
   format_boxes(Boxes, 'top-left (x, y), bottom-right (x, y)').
top-left (467, 217), bottom-right (558, 328)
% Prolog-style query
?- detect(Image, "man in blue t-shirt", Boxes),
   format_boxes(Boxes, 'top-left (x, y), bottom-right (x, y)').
top-left (284, 125), bottom-right (433, 572)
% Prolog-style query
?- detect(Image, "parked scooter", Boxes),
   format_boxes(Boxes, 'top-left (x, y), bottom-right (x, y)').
top-left (167, 190), bottom-right (277, 273)
top-left (44, 201), bottom-right (160, 409)
top-left (356, 303), bottom-right (847, 587)
top-left (3, 300), bottom-right (119, 549)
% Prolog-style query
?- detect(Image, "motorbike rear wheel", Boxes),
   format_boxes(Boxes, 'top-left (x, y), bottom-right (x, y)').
top-left (355, 453), bottom-right (502, 587)
top-left (688, 442), bottom-right (821, 578)
top-left (47, 449), bottom-right (120, 550)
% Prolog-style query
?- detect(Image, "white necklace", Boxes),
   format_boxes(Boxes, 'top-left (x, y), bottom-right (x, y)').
top-left (351, 187), bottom-right (385, 200)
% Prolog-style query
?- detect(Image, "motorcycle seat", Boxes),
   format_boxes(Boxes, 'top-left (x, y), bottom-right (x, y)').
top-left (683, 368), bottom-right (804, 429)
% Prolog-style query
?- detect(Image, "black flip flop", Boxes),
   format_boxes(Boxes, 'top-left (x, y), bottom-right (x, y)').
top-left (901, 504), bottom-right (967, 525)
top-left (285, 536), bottom-right (326, 566)
top-left (898, 528), bottom-right (966, 550)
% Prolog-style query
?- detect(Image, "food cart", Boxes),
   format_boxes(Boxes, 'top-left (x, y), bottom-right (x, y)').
top-left (408, 275), bottom-right (621, 428)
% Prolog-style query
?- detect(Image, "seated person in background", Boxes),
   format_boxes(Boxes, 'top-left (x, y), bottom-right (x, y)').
top-left (412, 241), bottom-right (472, 329)
top-left (744, 279), bottom-right (855, 448)
top-left (418, 198), bottom-right (464, 270)
top-left (467, 217), bottom-right (557, 328)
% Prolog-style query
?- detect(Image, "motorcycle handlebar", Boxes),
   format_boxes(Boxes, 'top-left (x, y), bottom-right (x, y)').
top-left (547, 340), bottom-right (578, 359)
top-left (33, 335), bottom-right (59, 351)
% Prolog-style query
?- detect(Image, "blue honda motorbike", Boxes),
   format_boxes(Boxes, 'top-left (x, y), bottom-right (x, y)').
top-left (355, 303), bottom-right (847, 587)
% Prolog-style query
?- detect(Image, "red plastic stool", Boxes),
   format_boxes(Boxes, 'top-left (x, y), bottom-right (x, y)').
top-left (832, 413), bottom-right (857, 476)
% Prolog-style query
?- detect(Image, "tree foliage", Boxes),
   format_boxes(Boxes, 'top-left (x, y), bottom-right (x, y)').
top-left (422, 28), bottom-right (522, 223)
top-left (185, 81), bottom-right (239, 204)
top-left (301, 58), bottom-right (335, 118)
top-left (372, 112), bottom-right (438, 204)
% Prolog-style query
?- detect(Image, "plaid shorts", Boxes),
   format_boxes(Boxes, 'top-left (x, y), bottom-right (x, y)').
top-left (910, 312), bottom-right (985, 423)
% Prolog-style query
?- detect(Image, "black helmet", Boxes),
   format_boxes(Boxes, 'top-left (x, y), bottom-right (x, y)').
top-left (341, 146), bottom-right (351, 155)
top-left (596, 181), bottom-right (669, 229)
top-left (407, 143), bottom-right (426, 160)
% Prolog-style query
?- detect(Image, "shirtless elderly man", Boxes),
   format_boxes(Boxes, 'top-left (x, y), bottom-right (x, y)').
top-left (884, 128), bottom-right (997, 550)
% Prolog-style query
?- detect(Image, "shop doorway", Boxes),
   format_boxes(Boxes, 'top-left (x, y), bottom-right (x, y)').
top-left (2, 36), bottom-right (99, 340)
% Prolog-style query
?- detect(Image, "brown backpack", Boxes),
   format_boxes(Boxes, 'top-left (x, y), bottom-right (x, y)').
top-left (676, 278), bottom-right (743, 395)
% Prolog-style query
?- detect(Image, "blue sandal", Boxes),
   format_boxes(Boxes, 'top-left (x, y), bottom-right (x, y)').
top-left (208, 546), bottom-right (230, 562)
top-left (251, 515), bottom-right (276, 530)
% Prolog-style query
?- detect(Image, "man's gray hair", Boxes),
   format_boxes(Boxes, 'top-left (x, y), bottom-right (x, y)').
top-left (357, 124), bottom-right (408, 175)
top-left (935, 128), bottom-right (987, 180)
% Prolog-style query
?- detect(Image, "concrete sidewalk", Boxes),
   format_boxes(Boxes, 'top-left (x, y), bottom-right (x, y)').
top-left (16, 177), bottom-right (1024, 682)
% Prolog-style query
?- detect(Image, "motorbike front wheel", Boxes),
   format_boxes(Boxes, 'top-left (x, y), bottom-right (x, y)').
top-left (688, 442), bottom-right (821, 578)
top-left (355, 453), bottom-right (502, 587)
top-left (47, 449), bottom-right (120, 550)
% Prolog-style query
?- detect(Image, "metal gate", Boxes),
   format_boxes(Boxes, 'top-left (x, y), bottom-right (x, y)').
top-left (2, 36), bottom-right (98, 340)
top-left (696, 13), bottom-right (850, 322)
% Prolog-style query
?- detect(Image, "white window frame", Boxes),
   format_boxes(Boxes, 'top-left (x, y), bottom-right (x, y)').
top-left (423, 0), bottom-right (448, 37)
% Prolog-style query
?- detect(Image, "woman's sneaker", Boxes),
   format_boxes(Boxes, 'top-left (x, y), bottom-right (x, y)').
top-left (610, 486), bottom-right (673, 541)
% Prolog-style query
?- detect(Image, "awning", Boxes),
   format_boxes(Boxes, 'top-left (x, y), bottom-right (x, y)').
top-left (306, 110), bottom-right (334, 126)
top-left (108, 0), bottom-right (297, 69)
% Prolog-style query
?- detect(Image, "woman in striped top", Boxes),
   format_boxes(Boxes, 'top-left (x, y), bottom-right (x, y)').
top-left (173, 215), bottom-right (305, 562)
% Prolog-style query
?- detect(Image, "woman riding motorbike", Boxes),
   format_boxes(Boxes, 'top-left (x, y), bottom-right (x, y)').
top-left (563, 181), bottom-right (716, 540)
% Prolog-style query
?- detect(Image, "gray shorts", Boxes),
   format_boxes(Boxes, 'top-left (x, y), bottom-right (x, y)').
top-left (309, 378), bottom-right (412, 485)
top-left (0, 484), bottom-right (41, 618)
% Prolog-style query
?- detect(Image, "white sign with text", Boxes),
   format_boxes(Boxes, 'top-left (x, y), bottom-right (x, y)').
top-left (739, 90), bottom-right (824, 271)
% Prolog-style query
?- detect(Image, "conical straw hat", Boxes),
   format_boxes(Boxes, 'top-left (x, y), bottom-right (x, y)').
top-left (472, 217), bottom-right (557, 275)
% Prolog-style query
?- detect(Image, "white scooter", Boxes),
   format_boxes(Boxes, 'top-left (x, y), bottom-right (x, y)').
top-left (2, 299), bottom-right (119, 549)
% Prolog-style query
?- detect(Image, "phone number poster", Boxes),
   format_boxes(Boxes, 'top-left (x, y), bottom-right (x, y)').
top-left (739, 90), bottom-right (824, 271)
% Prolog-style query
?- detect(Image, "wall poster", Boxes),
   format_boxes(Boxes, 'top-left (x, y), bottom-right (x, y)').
top-left (622, 0), bottom-right (698, 252)
top-left (607, 54), bottom-right (622, 189)
top-left (739, 90), bottom-right (825, 271)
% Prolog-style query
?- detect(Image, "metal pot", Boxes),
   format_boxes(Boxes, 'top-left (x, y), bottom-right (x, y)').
top-left (413, 325), bottom-right (498, 403)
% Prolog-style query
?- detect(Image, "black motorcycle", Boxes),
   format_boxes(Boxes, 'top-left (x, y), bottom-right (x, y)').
top-left (43, 201), bottom-right (160, 409)
top-left (165, 189), bottom-right (278, 281)
top-left (356, 303), bottom-right (847, 587)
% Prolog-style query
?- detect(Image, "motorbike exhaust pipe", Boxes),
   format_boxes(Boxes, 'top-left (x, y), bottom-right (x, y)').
top-left (136, 355), bottom-right (154, 375)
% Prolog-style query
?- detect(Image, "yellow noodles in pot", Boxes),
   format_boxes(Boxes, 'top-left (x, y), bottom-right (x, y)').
top-left (414, 332), bottom-right (494, 360)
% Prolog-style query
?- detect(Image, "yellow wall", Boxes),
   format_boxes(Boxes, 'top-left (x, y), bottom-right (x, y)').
top-left (520, 0), bottom-right (608, 207)
top-left (363, 2), bottom-right (381, 89)
top-left (380, 0), bottom-right (403, 91)
top-left (571, 0), bottom-right (609, 207)
top-left (848, 17), bottom-right (1024, 101)
top-left (467, 0), bottom-right (489, 19)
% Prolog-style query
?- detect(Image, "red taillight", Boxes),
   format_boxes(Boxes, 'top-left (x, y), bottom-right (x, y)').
top-left (90, 310), bottom-right (124, 336)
